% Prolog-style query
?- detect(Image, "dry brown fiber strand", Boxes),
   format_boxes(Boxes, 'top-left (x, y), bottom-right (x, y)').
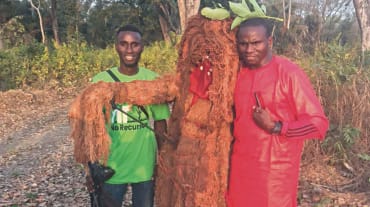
top-left (68, 75), bottom-right (178, 164)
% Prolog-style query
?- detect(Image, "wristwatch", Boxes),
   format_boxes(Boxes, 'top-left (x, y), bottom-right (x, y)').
top-left (271, 121), bottom-right (282, 135)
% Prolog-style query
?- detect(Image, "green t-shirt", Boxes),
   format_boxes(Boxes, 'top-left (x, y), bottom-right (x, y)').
top-left (92, 67), bottom-right (170, 184)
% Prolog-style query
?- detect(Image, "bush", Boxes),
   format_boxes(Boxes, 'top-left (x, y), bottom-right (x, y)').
top-left (0, 40), bottom-right (177, 90)
top-left (299, 41), bottom-right (370, 166)
top-left (0, 41), bottom-right (44, 90)
top-left (141, 41), bottom-right (178, 74)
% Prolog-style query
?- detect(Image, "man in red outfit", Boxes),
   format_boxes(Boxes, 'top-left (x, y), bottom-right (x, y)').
top-left (226, 18), bottom-right (329, 207)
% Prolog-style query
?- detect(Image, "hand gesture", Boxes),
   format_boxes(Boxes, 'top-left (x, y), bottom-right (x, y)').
top-left (252, 106), bottom-right (275, 133)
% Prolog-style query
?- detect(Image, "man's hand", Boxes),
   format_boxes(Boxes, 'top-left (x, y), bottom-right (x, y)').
top-left (85, 175), bottom-right (94, 193)
top-left (252, 106), bottom-right (275, 133)
top-left (154, 119), bottom-right (167, 150)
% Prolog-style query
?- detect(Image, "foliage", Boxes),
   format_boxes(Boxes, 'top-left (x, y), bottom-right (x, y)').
top-left (200, 0), bottom-right (282, 29)
top-left (271, 0), bottom-right (359, 57)
top-left (1, 0), bottom-right (166, 49)
top-left (0, 39), bottom-right (177, 90)
top-left (299, 40), bottom-right (370, 166)
top-left (83, 0), bottom-right (163, 48)
top-left (0, 41), bottom-right (44, 90)
top-left (0, 0), bottom-right (362, 51)
top-left (358, 153), bottom-right (370, 161)
top-left (0, 0), bottom-right (30, 24)
top-left (0, 16), bottom-right (26, 49)
top-left (321, 125), bottom-right (360, 162)
top-left (306, 35), bottom-right (361, 83)
top-left (141, 40), bottom-right (178, 74)
top-left (53, 0), bottom-right (82, 43)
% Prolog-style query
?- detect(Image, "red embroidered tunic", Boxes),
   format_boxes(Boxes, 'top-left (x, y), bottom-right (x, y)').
top-left (226, 56), bottom-right (329, 207)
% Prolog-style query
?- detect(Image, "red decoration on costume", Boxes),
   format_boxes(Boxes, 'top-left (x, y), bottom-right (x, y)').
top-left (189, 58), bottom-right (212, 105)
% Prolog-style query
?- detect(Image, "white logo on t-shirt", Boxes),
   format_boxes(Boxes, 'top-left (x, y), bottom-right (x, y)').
top-left (112, 105), bottom-right (131, 124)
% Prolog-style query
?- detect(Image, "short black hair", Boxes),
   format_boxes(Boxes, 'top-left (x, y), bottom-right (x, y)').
top-left (237, 18), bottom-right (273, 38)
top-left (116, 24), bottom-right (143, 37)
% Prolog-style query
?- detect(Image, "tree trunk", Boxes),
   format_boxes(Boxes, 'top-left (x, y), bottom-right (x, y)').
top-left (282, 0), bottom-right (292, 30)
top-left (353, 0), bottom-right (370, 54)
top-left (159, 14), bottom-right (171, 42)
top-left (28, 0), bottom-right (46, 44)
top-left (50, 0), bottom-right (61, 45)
top-left (287, 0), bottom-right (291, 30)
top-left (156, 2), bottom-right (177, 43)
top-left (177, 0), bottom-right (200, 33)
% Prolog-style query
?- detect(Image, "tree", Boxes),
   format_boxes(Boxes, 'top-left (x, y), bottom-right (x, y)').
top-left (353, 0), bottom-right (370, 64)
top-left (155, 0), bottom-right (180, 43)
top-left (268, 0), bottom-right (358, 55)
top-left (0, 0), bottom-right (33, 49)
top-left (293, 0), bottom-right (352, 45)
top-left (84, 0), bottom-right (164, 48)
top-left (177, 0), bottom-right (201, 33)
top-left (0, 16), bottom-right (27, 49)
top-left (28, 0), bottom-right (46, 44)
top-left (49, 0), bottom-right (60, 45)
top-left (56, 0), bottom-right (84, 43)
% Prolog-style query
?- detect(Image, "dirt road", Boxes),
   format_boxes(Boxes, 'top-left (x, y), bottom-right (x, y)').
top-left (0, 89), bottom-right (88, 206)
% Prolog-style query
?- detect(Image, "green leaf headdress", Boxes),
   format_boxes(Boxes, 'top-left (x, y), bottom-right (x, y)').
top-left (201, 0), bottom-right (283, 30)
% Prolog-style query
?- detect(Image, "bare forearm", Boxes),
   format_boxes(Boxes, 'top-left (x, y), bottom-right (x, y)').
top-left (154, 120), bottom-right (168, 149)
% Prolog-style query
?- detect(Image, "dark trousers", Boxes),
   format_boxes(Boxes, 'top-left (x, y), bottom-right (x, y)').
top-left (101, 180), bottom-right (154, 207)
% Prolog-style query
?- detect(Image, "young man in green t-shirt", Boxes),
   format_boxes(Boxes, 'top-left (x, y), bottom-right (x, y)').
top-left (91, 24), bottom-right (170, 207)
